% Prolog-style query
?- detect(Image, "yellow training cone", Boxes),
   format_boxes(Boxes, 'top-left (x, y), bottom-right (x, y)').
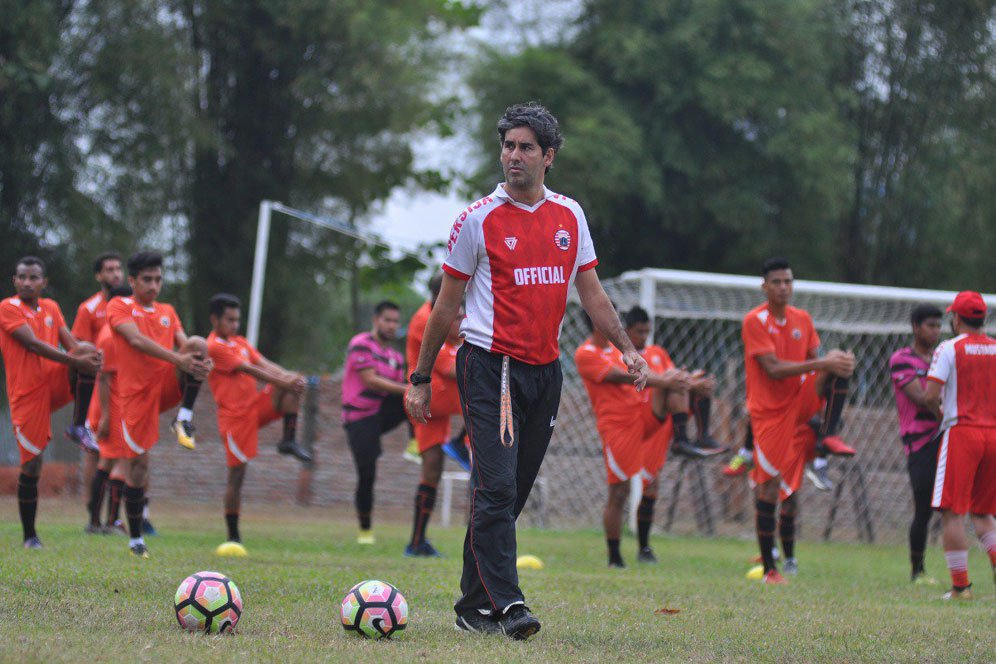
top-left (516, 554), bottom-right (544, 570)
top-left (215, 541), bottom-right (248, 557)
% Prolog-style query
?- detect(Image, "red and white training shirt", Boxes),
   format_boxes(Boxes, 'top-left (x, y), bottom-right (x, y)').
top-left (927, 332), bottom-right (996, 431)
top-left (443, 183), bottom-right (598, 365)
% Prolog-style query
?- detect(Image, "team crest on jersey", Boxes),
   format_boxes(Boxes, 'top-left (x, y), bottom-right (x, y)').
top-left (160, 315), bottom-right (170, 327)
top-left (44, 315), bottom-right (53, 328)
top-left (553, 229), bottom-right (571, 250)
top-left (504, 236), bottom-right (518, 250)
top-left (792, 329), bottom-right (802, 340)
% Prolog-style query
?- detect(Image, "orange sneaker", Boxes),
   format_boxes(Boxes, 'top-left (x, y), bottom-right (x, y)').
top-left (820, 435), bottom-right (856, 457)
top-left (762, 569), bottom-right (789, 585)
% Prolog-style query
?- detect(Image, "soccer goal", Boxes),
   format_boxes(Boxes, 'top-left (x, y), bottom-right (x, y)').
top-left (540, 268), bottom-right (995, 543)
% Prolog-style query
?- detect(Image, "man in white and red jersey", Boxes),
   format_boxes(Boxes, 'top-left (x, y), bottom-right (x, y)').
top-left (0, 256), bottom-right (102, 548)
top-left (74, 251), bottom-right (124, 527)
top-left (924, 291), bottom-right (996, 601)
top-left (342, 300), bottom-right (408, 545)
top-left (406, 102), bottom-right (649, 639)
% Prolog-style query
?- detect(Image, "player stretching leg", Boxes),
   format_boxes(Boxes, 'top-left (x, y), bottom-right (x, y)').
top-left (924, 291), bottom-right (996, 600)
top-left (108, 251), bottom-right (211, 558)
top-left (207, 293), bottom-right (309, 554)
top-left (405, 307), bottom-right (464, 557)
top-left (84, 284), bottom-right (132, 533)
top-left (888, 304), bottom-right (943, 583)
top-left (743, 257), bottom-right (855, 583)
top-left (72, 252), bottom-right (124, 507)
top-left (342, 301), bottom-right (409, 544)
top-left (0, 257), bottom-right (102, 548)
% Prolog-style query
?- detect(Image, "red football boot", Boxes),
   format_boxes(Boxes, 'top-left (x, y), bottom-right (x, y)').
top-left (820, 435), bottom-right (856, 457)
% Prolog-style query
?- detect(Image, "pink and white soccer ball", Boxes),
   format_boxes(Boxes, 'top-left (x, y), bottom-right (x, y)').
top-left (340, 579), bottom-right (408, 638)
top-left (174, 571), bottom-right (243, 634)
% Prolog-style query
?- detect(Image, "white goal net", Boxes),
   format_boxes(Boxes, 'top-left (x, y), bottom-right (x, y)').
top-left (523, 268), bottom-right (995, 544)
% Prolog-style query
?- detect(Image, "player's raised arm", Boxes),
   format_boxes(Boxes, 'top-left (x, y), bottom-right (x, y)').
top-left (575, 268), bottom-right (648, 390)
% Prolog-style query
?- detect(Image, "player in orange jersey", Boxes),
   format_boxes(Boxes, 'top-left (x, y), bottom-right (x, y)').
top-left (84, 284), bottom-right (133, 534)
top-left (924, 291), bottom-right (996, 601)
top-left (622, 306), bottom-right (725, 563)
top-left (0, 256), bottom-right (102, 548)
top-left (107, 251), bottom-right (211, 558)
top-left (74, 252), bottom-right (125, 529)
top-left (576, 311), bottom-right (687, 568)
top-left (405, 306), bottom-right (465, 557)
top-left (743, 257), bottom-right (855, 584)
top-left (207, 293), bottom-right (309, 551)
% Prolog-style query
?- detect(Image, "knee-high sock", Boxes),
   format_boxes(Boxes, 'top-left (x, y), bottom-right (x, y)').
top-left (282, 413), bottom-right (297, 442)
top-left (176, 374), bottom-right (202, 421)
top-left (981, 530), bottom-right (996, 568)
top-left (637, 493), bottom-right (656, 549)
top-left (107, 478), bottom-right (124, 524)
top-left (225, 511), bottom-right (240, 543)
top-left (819, 376), bottom-right (849, 437)
top-left (409, 482), bottom-right (437, 547)
top-left (756, 499), bottom-right (777, 572)
top-left (124, 484), bottom-right (145, 539)
top-left (692, 396), bottom-right (712, 440)
top-left (944, 550), bottom-right (969, 589)
top-left (17, 473), bottom-right (39, 540)
top-left (779, 509), bottom-right (796, 560)
top-left (356, 461), bottom-right (376, 530)
top-left (672, 412), bottom-right (689, 441)
top-left (72, 374), bottom-right (96, 427)
top-left (88, 469), bottom-right (110, 526)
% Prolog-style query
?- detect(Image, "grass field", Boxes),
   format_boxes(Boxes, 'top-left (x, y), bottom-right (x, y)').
top-left (0, 497), bottom-right (992, 663)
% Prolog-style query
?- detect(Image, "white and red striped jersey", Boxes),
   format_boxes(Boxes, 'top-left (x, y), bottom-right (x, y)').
top-left (443, 183), bottom-right (598, 365)
top-left (927, 332), bottom-right (996, 431)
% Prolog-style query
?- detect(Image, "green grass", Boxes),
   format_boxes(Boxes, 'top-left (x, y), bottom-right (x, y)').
top-left (0, 498), bottom-right (992, 663)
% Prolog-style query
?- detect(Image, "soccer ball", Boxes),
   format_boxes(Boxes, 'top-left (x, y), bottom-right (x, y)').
top-left (174, 571), bottom-right (243, 634)
top-left (340, 580), bottom-right (408, 638)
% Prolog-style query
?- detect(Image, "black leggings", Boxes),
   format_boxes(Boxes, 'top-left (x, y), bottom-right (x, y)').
top-left (344, 395), bottom-right (408, 529)
top-left (907, 434), bottom-right (940, 571)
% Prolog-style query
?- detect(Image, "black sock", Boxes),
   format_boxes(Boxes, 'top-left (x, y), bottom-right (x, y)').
top-left (410, 483), bottom-right (437, 547)
top-left (779, 510), bottom-right (796, 560)
top-left (88, 469), bottom-right (110, 526)
top-left (107, 478), bottom-right (124, 524)
top-left (756, 499), bottom-right (777, 572)
top-left (637, 494), bottom-right (656, 549)
top-left (911, 550), bottom-right (925, 575)
top-left (356, 462), bottom-right (376, 530)
top-left (226, 512), bottom-right (240, 542)
top-left (124, 485), bottom-right (145, 539)
top-left (693, 396), bottom-right (712, 440)
top-left (744, 421), bottom-right (754, 451)
top-left (17, 473), bottom-right (39, 541)
top-left (607, 538), bottom-right (623, 565)
top-left (819, 376), bottom-right (849, 437)
top-left (282, 413), bottom-right (298, 442)
top-left (672, 412), bottom-right (689, 441)
top-left (181, 375), bottom-right (202, 410)
top-left (72, 374), bottom-right (96, 427)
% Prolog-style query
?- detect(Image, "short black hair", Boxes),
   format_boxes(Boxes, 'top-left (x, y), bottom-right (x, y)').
top-left (374, 300), bottom-right (399, 316)
top-left (762, 256), bottom-right (791, 278)
top-left (108, 285), bottom-right (132, 299)
top-left (960, 315), bottom-right (985, 328)
top-left (209, 293), bottom-right (241, 318)
top-left (910, 304), bottom-right (943, 326)
top-left (428, 271), bottom-right (444, 301)
top-left (15, 256), bottom-right (45, 275)
top-left (497, 102), bottom-right (564, 172)
top-left (93, 252), bottom-right (122, 274)
top-left (127, 251), bottom-right (163, 277)
top-left (624, 306), bottom-right (650, 328)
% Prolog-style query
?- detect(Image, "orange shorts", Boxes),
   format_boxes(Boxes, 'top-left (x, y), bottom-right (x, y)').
top-left (414, 416), bottom-right (453, 453)
top-left (10, 362), bottom-right (72, 464)
top-left (600, 419), bottom-right (645, 485)
top-left (120, 367), bottom-right (182, 458)
top-left (640, 407), bottom-right (674, 484)
top-left (219, 385), bottom-right (282, 467)
top-left (750, 375), bottom-right (822, 500)
top-left (87, 385), bottom-right (126, 460)
top-left (932, 425), bottom-right (996, 515)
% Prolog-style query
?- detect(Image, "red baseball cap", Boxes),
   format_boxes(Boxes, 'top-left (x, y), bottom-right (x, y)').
top-left (947, 291), bottom-right (987, 318)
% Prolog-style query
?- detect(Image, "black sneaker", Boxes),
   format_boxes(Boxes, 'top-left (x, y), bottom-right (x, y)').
top-left (404, 540), bottom-right (443, 557)
top-left (454, 610), bottom-right (501, 635)
top-left (500, 605), bottom-right (540, 640)
top-left (671, 438), bottom-right (708, 458)
top-left (608, 560), bottom-right (626, 569)
top-left (23, 536), bottom-right (43, 550)
top-left (637, 546), bottom-right (658, 563)
top-left (696, 436), bottom-right (729, 455)
top-left (129, 542), bottom-right (150, 559)
top-left (277, 439), bottom-right (313, 463)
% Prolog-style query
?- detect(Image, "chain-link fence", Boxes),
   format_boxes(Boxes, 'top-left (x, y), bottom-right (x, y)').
top-left (522, 268), bottom-right (993, 544)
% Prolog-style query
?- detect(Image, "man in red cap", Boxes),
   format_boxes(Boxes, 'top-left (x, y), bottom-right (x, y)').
top-left (924, 291), bottom-right (996, 600)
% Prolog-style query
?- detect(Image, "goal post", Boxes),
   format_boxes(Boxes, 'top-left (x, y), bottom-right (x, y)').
top-left (536, 267), bottom-right (995, 543)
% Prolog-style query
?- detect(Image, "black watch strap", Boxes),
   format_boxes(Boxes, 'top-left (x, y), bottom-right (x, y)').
top-left (409, 371), bottom-right (432, 385)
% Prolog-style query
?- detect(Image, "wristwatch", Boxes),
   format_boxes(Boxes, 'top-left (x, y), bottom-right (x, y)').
top-left (409, 372), bottom-right (432, 385)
